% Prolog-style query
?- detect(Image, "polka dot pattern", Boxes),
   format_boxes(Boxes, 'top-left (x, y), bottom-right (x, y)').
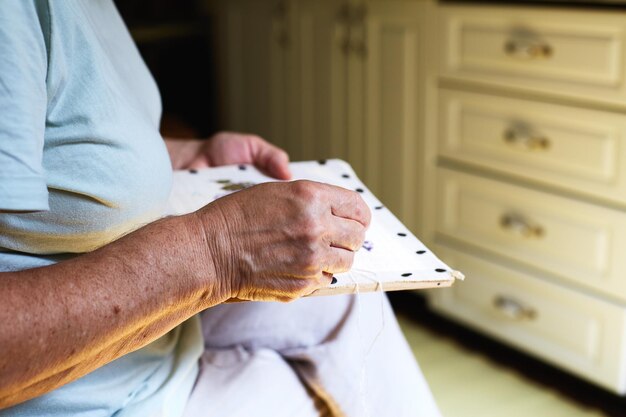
top-left (171, 159), bottom-right (456, 293)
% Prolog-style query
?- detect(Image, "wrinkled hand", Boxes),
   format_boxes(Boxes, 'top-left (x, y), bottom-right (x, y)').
top-left (166, 132), bottom-right (291, 180)
top-left (193, 180), bottom-right (371, 302)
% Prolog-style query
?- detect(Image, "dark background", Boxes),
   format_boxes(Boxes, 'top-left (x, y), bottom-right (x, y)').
top-left (115, 0), bottom-right (218, 139)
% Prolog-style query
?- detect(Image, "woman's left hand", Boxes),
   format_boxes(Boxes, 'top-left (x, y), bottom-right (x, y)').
top-left (165, 132), bottom-right (292, 180)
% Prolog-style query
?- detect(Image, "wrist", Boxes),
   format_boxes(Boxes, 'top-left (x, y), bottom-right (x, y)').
top-left (184, 209), bottom-right (235, 305)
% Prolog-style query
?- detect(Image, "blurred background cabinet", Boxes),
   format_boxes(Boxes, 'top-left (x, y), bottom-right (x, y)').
top-left (426, 4), bottom-right (626, 394)
top-left (209, 0), bottom-right (433, 232)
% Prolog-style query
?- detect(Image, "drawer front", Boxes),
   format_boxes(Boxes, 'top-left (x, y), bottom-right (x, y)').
top-left (438, 89), bottom-right (626, 205)
top-left (428, 245), bottom-right (626, 393)
top-left (440, 7), bottom-right (626, 99)
top-left (436, 168), bottom-right (626, 300)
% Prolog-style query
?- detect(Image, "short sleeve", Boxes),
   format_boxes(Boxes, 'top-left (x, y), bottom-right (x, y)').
top-left (0, 1), bottom-right (49, 211)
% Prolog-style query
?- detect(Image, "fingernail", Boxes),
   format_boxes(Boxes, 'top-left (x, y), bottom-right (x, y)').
top-left (331, 277), bottom-right (337, 285)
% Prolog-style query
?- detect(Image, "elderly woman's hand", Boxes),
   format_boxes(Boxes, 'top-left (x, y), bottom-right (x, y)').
top-left (166, 132), bottom-right (291, 180)
top-left (192, 180), bottom-right (371, 302)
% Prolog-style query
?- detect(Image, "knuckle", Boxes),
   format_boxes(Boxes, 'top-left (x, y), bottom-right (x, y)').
top-left (353, 195), bottom-right (371, 225)
top-left (300, 220), bottom-right (324, 244)
top-left (291, 180), bottom-right (319, 201)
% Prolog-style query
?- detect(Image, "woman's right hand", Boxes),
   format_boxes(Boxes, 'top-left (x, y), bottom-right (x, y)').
top-left (191, 180), bottom-right (371, 303)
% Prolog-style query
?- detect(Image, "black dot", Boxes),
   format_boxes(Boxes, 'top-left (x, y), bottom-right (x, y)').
top-left (356, 188), bottom-right (364, 193)
top-left (331, 277), bottom-right (337, 285)
top-left (318, 159), bottom-right (327, 165)
top-left (189, 169), bottom-right (198, 174)
top-left (342, 174), bottom-right (350, 179)
top-left (437, 283), bottom-right (441, 286)
top-left (375, 206), bottom-right (384, 210)
top-left (416, 250), bottom-right (426, 255)
top-left (238, 165), bottom-right (246, 170)
top-left (401, 273), bottom-right (412, 277)
top-left (435, 268), bottom-right (446, 273)
top-left (397, 233), bottom-right (407, 237)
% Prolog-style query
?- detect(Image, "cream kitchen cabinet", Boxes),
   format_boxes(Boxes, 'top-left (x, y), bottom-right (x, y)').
top-left (362, 1), bottom-right (427, 228)
top-left (209, 0), bottom-right (300, 158)
top-left (295, 0), bottom-right (351, 164)
top-left (209, 0), bottom-right (434, 231)
top-left (427, 4), bottom-right (626, 394)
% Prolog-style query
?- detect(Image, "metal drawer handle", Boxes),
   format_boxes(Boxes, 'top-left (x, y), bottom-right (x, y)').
top-left (500, 212), bottom-right (545, 238)
top-left (504, 40), bottom-right (552, 59)
top-left (503, 128), bottom-right (550, 151)
top-left (494, 295), bottom-right (537, 321)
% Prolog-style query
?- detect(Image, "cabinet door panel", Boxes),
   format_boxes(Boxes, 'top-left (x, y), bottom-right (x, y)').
top-left (439, 6), bottom-right (626, 107)
top-left (438, 88), bottom-right (626, 206)
top-left (214, 0), bottom-right (297, 154)
top-left (429, 245), bottom-right (626, 394)
top-left (297, 0), bottom-right (349, 162)
top-left (363, 1), bottom-right (424, 226)
top-left (436, 168), bottom-right (626, 301)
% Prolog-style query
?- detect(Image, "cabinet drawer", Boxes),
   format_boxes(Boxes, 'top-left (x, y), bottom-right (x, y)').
top-left (440, 7), bottom-right (626, 100)
top-left (428, 245), bottom-right (626, 393)
top-left (438, 89), bottom-right (626, 205)
top-left (436, 168), bottom-right (626, 301)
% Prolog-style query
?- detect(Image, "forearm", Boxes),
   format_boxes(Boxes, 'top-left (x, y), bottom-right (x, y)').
top-left (0, 214), bottom-right (224, 409)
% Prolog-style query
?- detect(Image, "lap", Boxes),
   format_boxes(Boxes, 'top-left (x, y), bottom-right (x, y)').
top-left (181, 347), bottom-right (321, 417)
top-left (200, 293), bottom-right (357, 351)
top-left (195, 293), bottom-right (441, 417)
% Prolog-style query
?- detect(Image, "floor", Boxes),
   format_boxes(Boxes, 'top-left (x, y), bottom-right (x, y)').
top-left (391, 293), bottom-right (626, 417)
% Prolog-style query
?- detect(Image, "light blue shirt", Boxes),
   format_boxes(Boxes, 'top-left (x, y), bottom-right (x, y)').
top-left (0, 1), bottom-right (203, 415)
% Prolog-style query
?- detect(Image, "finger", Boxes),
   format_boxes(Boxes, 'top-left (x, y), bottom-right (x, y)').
top-left (327, 216), bottom-right (366, 252)
top-left (320, 246), bottom-right (355, 275)
top-left (187, 156), bottom-right (211, 170)
top-left (251, 137), bottom-right (292, 180)
top-left (323, 184), bottom-right (371, 228)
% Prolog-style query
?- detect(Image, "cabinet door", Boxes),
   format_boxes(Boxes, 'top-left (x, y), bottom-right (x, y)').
top-left (296, 0), bottom-right (350, 162)
top-left (270, 0), bottom-right (301, 159)
top-left (361, 1), bottom-right (425, 228)
top-left (346, 1), bottom-right (367, 178)
top-left (213, 0), bottom-right (297, 154)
